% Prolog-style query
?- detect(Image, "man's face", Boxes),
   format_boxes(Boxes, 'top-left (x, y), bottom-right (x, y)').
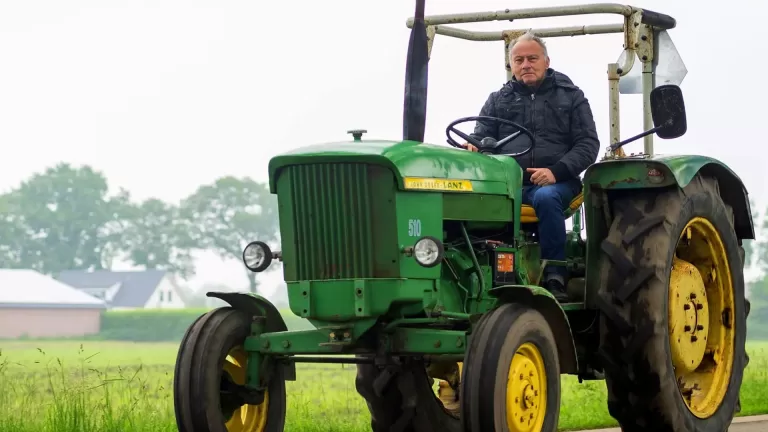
top-left (510, 40), bottom-right (550, 86)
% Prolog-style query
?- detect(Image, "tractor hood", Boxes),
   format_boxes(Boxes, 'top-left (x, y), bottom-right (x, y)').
top-left (267, 139), bottom-right (520, 197)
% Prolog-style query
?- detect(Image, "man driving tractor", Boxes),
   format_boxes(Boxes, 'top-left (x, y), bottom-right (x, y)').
top-left (462, 30), bottom-right (600, 302)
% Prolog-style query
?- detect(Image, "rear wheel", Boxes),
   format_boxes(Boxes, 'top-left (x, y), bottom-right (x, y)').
top-left (460, 303), bottom-right (561, 431)
top-left (355, 359), bottom-right (462, 432)
top-left (174, 307), bottom-right (287, 432)
top-left (596, 174), bottom-right (748, 432)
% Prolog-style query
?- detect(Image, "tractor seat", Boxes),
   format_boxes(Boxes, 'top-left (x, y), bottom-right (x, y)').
top-left (520, 191), bottom-right (584, 224)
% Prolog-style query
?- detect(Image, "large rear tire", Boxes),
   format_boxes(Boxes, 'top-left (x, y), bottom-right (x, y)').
top-left (596, 174), bottom-right (748, 432)
top-left (355, 358), bottom-right (462, 432)
top-left (174, 307), bottom-right (287, 432)
top-left (460, 303), bottom-right (561, 432)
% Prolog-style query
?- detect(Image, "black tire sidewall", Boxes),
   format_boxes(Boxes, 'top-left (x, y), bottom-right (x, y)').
top-left (174, 312), bottom-right (208, 432)
top-left (460, 309), bottom-right (494, 431)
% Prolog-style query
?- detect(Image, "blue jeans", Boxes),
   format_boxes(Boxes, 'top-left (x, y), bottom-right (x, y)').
top-left (521, 178), bottom-right (582, 283)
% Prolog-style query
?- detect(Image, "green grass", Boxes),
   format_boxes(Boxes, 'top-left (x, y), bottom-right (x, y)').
top-left (0, 340), bottom-right (767, 432)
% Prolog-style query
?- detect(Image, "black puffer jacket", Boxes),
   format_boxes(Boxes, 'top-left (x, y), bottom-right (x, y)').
top-left (470, 68), bottom-right (600, 186)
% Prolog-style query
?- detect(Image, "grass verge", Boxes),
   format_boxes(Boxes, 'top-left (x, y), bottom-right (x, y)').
top-left (0, 340), bottom-right (766, 431)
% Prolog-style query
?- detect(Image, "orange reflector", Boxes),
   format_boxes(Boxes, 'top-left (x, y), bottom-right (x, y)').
top-left (496, 253), bottom-right (514, 272)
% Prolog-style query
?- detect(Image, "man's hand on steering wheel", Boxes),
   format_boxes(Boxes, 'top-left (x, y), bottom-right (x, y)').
top-left (460, 142), bottom-right (478, 152)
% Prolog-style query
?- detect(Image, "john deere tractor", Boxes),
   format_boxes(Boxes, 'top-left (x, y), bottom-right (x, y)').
top-left (173, 2), bottom-right (753, 431)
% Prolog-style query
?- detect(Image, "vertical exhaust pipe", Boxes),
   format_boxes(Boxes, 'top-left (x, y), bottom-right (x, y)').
top-left (402, 0), bottom-right (428, 143)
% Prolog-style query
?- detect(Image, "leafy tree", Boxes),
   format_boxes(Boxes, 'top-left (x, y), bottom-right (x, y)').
top-left (120, 198), bottom-right (197, 279)
top-left (0, 193), bottom-right (26, 268)
top-left (746, 199), bottom-right (768, 306)
top-left (758, 203), bottom-right (768, 276)
top-left (0, 163), bottom-right (131, 274)
top-left (180, 176), bottom-right (280, 293)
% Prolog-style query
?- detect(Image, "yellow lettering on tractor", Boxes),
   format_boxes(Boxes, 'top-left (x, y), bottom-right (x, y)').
top-left (403, 177), bottom-right (473, 192)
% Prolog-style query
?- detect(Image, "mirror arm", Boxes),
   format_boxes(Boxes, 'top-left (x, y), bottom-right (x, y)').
top-left (608, 120), bottom-right (670, 152)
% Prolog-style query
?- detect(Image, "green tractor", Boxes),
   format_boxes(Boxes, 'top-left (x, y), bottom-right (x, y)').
top-left (173, 2), bottom-right (753, 431)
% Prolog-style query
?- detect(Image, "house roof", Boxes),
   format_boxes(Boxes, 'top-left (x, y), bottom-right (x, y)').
top-left (0, 269), bottom-right (106, 309)
top-left (56, 269), bottom-right (167, 308)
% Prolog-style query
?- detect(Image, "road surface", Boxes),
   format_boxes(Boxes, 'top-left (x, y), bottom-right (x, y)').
top-left (581, 415), bottom-right (768, 431)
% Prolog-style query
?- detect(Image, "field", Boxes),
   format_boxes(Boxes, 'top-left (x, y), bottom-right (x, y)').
top-left (1, 340), bottom-right (767, 432)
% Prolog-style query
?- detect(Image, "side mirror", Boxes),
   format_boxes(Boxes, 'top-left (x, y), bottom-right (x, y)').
top-left (607, 83), bottom-right (688, 152)
top-left (650, 84), bottom-right (687, 139)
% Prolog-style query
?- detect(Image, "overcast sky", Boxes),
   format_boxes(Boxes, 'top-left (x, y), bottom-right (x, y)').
top-left (1, 0), bottom-right (765, 293)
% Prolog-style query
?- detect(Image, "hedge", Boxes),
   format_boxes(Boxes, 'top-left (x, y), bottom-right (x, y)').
top-left (747, 301), bottom-right (768, 340)
top-left (8, 303), bottom-right (767, 343)
top-left (98, 308), bottom-right (315, 342)
top-left (97, 310), bottom-right (768, 342)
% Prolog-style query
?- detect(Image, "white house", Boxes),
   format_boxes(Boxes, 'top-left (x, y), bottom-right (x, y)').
top-left (56, 269), bottom-right (187, 309)
top-left (0, 269), bottom-right (106, 338)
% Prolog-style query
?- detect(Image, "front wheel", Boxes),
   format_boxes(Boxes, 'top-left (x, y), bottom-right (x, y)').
top-left (461, 303), bottom-right (561, 431)
top-left (173, 307), bottom-right (287, 432)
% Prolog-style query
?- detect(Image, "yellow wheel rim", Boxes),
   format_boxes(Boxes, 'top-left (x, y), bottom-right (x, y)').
top-left (668, 217), bottom-right (735, 418)
top-left (506, 342), bottom-right (547, 432)
top-left (222, 345), bottom-right (269, 432)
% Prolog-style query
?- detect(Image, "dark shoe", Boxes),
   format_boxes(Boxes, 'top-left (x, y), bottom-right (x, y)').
top-left (544, 279), bottom-right (570, 303)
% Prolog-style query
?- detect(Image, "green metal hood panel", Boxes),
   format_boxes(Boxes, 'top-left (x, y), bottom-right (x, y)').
top-left (268, 139), bottom-right (521, 196)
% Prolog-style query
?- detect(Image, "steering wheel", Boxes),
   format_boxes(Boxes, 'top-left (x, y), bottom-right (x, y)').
top-left (445, 115), bottom-right (535, 158)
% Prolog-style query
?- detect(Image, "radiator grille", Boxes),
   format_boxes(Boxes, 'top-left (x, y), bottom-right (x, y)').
top-left (288, 163), bottom-right (375, 280)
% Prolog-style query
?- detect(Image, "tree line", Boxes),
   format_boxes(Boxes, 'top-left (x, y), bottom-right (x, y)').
top-left (744, 198), bottom-right (768, 300)
top-left (0, 163), bottom-right (279, 293)
top-left (2, 162), bottom-right (767, 310)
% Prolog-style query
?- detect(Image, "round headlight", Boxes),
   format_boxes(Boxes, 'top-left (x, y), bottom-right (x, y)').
top-left (413, 236), bottom-right (444, 268)
top-left (242, 241), bottom-right (272, 272)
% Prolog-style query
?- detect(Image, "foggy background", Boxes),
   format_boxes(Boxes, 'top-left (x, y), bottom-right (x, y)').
top-left (1, 0), bottom-right (764, 294)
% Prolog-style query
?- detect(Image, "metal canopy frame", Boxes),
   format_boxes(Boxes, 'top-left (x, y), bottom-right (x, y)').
top-left (406, 3), bottom-right (680, 158)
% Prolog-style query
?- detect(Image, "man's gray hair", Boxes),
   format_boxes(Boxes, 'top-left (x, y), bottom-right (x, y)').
top-left (508, 30), bottom-right (549, 59)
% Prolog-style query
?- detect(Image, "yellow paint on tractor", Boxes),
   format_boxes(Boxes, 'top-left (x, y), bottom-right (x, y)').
top-left (223, 345), bottom-right (270, 432)
top-left (506, 342), bottom-right (547, 432)
top-left (437, 362), bottom-right (464, 418)
top-left (669, 217), bottom-right (735, 419)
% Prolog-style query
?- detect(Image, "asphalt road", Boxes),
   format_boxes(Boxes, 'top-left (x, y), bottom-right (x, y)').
top-left (580, 415), bottom-right (768, 432)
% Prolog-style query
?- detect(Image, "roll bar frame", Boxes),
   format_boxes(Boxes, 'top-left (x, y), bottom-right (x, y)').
top-left (406, 3), bottom-right (679, 158)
